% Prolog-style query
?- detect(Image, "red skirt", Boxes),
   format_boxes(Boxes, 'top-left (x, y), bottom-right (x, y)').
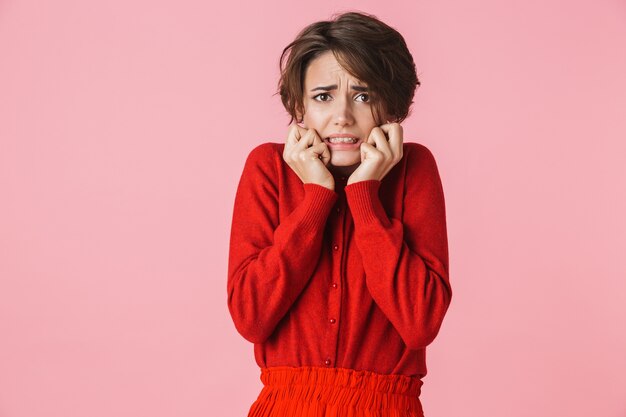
top-left (247, 366), bottom-right (424, 417)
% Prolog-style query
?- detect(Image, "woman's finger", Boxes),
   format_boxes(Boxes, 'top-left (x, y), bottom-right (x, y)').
top-left (310, 140), bottom-right (331, 165)
top-left (284, 123), bottom-right (302, 159)
top-left (286, 123), bottom-right (302, 145)
top-left (295, 128), bottom-right (321, 152)
top-left (378, 123), bottom-right (403, 159)
top-left (367, 127), bottom-right (392, 158)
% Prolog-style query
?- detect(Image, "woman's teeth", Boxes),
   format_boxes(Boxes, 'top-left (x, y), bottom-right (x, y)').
top-left (328, 137), bottom-right (358, 143)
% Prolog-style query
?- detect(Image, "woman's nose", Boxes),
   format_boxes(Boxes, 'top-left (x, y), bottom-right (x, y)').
top-left (333, 96), bottom-right (354, 125)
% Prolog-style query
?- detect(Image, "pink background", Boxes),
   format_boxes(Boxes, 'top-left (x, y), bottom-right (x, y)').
top-left (1, 0), bottom-right (625, 416)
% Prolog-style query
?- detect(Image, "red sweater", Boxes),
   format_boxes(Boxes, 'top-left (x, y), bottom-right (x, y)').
top-left (227, 141), bottom-right (452, 378)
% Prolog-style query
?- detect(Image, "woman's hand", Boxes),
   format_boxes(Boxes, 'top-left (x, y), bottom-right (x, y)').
top-left (283, 123), bottom-right (335, 190)
top-left (346, 123), bottom-right (404, 185)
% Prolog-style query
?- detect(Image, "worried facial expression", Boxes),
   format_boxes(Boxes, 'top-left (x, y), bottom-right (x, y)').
top-left (299, 51), bottom-right (383, 169)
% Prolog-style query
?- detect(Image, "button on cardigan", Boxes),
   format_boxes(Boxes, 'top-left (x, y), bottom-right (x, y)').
top-left (227, 141), bottom-right (452, 378)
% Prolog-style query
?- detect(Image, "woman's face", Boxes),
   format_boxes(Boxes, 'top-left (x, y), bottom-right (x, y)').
top-left (299, 50), bottom-right (382, 169)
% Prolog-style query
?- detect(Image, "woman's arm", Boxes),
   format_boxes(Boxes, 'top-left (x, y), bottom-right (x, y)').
top-left (227, 143), bottom-right (338, 344)
top-left (344, 143), bottom-right (452, 350)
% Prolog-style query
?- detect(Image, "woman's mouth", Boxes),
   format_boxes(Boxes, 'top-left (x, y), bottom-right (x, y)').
top-left (324, 136), bottom-right (362, 149)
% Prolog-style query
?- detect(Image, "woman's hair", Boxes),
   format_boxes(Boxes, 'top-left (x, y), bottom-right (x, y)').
top-left (276, 11), bottom-right (420, 126)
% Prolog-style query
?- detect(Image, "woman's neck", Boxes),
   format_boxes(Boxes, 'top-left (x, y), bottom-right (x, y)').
top-left (328, 163), bottom-right (360, 178)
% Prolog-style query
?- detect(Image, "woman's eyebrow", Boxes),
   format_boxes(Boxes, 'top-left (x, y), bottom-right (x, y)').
top-left (310, 85), bottom-right (369, 92)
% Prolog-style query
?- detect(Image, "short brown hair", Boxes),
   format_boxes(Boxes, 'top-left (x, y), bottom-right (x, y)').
top-left (276, 11), bottom-right (420, 126)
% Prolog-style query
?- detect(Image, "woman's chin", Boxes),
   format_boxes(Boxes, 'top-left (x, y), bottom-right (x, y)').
top-left (329, 153), bottom-right (361, 167)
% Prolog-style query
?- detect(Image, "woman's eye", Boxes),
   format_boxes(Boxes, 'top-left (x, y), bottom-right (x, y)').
top-left (314, 93), bottom-right (331, 101)
top-left (313, 93), bottom-right (370, 102)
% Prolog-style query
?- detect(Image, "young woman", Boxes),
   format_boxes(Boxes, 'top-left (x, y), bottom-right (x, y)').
top-left (227, 11), bottom-right (452, 417)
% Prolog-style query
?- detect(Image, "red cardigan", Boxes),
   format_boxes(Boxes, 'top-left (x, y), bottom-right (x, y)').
top-left (227, 141), bottom-right (452, 378)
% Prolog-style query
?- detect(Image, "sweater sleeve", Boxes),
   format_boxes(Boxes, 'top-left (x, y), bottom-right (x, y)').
top-left (227, 143), bottom-right (339, 344)
top-left (344, 144), bottom-right (452, 350)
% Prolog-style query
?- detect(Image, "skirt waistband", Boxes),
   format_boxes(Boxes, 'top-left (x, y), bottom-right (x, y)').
top-left (249, 366), bottom-right (424, 416)
top-left (260, 366), bottom-right (423, 397)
